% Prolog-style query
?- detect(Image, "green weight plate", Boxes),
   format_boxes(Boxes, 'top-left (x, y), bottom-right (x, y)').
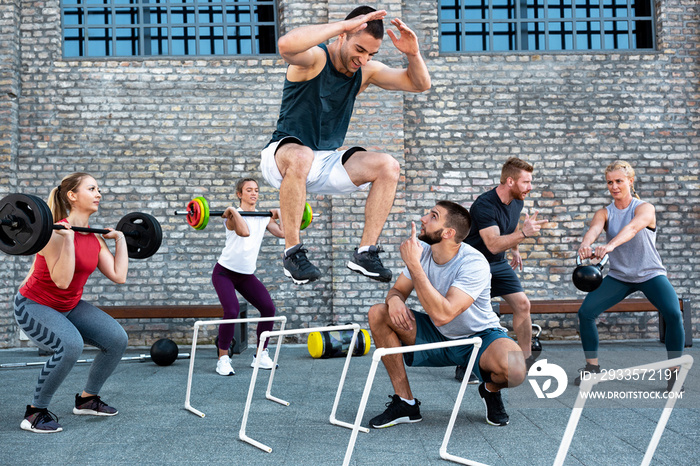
top-left (300, 202), bottom-right (312, 230)
top-left (195, 196), bottom-right (210, 230)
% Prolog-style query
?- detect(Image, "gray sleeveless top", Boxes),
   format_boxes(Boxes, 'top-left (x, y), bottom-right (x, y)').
top-left (605, 198), bottom-right (666, 283)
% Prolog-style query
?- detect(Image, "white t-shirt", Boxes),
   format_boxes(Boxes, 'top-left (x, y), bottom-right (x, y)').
top-left (216, 209), bottom-right (269, 275)
top-left (402, 242), bottom-right (502, 338)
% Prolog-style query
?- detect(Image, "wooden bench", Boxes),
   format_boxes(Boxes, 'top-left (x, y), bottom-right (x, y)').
top-left (102, 304), bottom-right (249, 353)
top-left (494, 298), bottom-right (692, 347)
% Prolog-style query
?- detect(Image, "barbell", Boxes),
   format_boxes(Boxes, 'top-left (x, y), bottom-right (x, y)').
top-left (0, 193), bottom-right (162, 259)
top-left (173, 196), bottom-right (313, 231)
top-left (0, 339), bottom-right (189, 369)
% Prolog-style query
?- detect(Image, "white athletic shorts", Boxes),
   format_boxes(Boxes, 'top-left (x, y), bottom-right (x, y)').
top-left (260, 137), bottom-right (371, 195)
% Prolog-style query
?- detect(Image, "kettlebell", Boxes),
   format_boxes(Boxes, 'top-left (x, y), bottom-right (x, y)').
top-left (531, 324), bottom-right (542, 360)
top-left (572, 254), bottom-right (609, 292)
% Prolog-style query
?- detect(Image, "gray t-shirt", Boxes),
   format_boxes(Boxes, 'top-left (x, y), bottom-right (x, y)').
top-left (606, 198), bottom-right (666, 283)
top-left (402, 242), bottom-right (503, 338)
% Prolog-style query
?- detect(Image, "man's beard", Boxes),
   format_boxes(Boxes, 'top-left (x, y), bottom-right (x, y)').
top-left (511, 186), bottom-right (529, 200)
top-left (418, 228), bottom-right (443, 245)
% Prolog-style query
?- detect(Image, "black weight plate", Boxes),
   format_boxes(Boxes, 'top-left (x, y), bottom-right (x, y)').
top-left (214, 336), bottom-right (236, 358)
top-left (0, 194), bottom-right (51, 256)
top-left (116, 212), bottom-right (162, 259)
top-left (27, 194), bottom-right (54, 256)
top-left (14, 194), bottom-right (42, 257)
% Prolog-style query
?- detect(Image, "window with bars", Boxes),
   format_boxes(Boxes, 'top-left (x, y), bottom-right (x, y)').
top-left (439, 0), bottom-right (655, 52)
top-left (61, 0), bottom-right (278, 58)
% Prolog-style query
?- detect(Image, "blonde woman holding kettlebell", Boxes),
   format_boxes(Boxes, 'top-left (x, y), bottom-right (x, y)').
top-left (574, 161), bottom-right (684, 389)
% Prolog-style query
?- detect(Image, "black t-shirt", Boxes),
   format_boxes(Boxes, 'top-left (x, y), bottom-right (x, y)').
top-left (464, 188), bottom-right (523, 263)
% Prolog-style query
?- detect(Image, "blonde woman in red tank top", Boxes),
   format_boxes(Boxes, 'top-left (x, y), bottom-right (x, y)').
top-left (14, 173), bottom-right (129, 433)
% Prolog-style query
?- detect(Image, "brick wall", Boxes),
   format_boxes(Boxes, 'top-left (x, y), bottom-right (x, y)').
top-left (0, 0), bottom-right (21, 344)
top-left (0, 0), bottom-right (697, 349)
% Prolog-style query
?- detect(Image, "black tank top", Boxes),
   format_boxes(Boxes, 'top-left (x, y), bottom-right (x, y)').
top-left (269, 43), bottom-right (362, 151)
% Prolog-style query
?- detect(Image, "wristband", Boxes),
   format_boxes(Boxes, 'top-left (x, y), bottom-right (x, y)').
top-left (522, 231), bottom-right (528, 238)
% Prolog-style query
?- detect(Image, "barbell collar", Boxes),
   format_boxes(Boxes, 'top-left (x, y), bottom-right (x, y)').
top-left (1, 217), bottom-right (21, 229)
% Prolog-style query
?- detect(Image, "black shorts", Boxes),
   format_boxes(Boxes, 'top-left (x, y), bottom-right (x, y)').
top-left (489, 259), bottom-right (524, 297)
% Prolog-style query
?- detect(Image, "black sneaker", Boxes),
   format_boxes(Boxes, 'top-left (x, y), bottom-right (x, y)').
top-left (20, 406), bottom-right (63, 433)
top-left (73, 394), bottom-right (118, 416)
top-left (666, 368), bottom-right (685, 394)
top-left (283, 244), bottom-right (321, 285)
top-left (478, 383), bottom-right (509, 426)
top-left (369, 394), bottom-right (422, 429)
top-left (455, 366), bottom-right (480, 384)
top-left (347, 246), bottom-right (392, 282)
top-left (574, 363), bottom-right (601, 386)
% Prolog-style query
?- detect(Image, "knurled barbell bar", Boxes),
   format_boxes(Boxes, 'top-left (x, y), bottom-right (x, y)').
top-left (173, 196), bottom-right (313, 231)
top-left (0, 193), bottom-right (162, 259)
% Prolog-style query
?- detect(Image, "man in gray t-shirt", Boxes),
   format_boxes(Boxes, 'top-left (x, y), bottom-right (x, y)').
top-left (368, 201), bottom-right (525, 429)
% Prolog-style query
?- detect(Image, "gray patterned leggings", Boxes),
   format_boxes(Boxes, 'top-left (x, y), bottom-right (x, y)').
top-left (14, 293), bottom-right (128, 409)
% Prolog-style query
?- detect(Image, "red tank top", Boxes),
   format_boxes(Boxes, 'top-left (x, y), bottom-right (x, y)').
top-left (19, 229), bottom-right (101, 312)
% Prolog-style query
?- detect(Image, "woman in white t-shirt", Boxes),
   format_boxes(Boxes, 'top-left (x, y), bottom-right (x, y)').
top-left (212, 178), bottom-right (284, 376)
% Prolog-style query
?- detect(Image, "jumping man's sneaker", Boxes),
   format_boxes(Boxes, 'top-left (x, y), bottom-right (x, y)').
top-left (73, 394), bottom-right (118, 416)
top-left (20, 406), bottom-right (62, 433)
top-left (216, 355), bottom-right (235, 376)
top-left (347, 245), bottom-right (392, 282)
top-left (368, 394), bottom-right (422, 429)
top-left (283, 244), bottom-right (321, 285)
top-left (251, 348), bottom-right (277, 370)
top-left (478, 383), bottom-right (509, 426)
top-left (574, 363), bottom-right (601, 386)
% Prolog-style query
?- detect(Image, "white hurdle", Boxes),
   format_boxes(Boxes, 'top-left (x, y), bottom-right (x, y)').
top-left (342, 337), bottom-right (484, 466)
top-left (554, 354), bottom-right (694, 466)
top-left (184, 316), bottom-right (287, 418)
top-left (239, 323), bottom-right (369, 453)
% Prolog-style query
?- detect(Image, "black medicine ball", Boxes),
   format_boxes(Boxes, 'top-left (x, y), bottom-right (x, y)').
top-left (150, 338), bottom-right (179, 366)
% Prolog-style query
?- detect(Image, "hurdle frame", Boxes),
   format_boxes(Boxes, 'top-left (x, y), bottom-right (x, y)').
top-left (342, 336), bottom-right (484, 466)
top-left (184, 316), bottom-right (287, 417)
top-left (239, 323), bottom-right (369, 453)
top-left (554, 354), bottom-right (694, 466)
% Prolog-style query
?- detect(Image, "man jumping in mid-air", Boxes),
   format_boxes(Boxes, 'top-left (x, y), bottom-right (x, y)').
top-left (260, 6), bottom-right (431, 284)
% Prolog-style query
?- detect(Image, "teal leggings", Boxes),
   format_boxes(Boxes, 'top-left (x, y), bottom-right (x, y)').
top-left (577, 275), bottom-right (684, 360)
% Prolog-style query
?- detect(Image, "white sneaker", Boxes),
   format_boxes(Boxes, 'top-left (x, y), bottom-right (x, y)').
top-left (216, 355), bottom-right (235, 376)
top-left (251, 348), bottom-right (277, 370)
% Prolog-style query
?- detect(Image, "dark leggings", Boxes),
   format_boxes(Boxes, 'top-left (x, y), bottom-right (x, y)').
top-left (578, 275), bottom-right (684, 360)
top-left (14, 293), bottom-right (128, 409)
top-left (211, 263), bottom-right (276, 351)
